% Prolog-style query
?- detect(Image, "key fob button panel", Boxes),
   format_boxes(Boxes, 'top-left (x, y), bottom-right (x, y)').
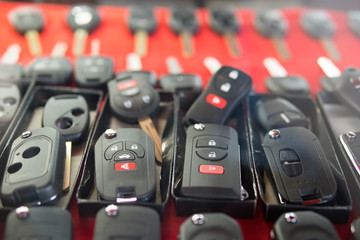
top-left (196, 149), bottom-right (227, 161)
top-left (196, 137), bottom-right (228, 150)
top-left (104, 142), bottom-right (124, 160)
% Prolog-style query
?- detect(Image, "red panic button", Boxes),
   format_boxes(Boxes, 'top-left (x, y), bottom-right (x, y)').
top-left (115, 162), bottom-right (136, 171)
top-left (199, 165), bottom-right (224, 175)
top-left (117, 80), bottom-right (138, 91)
top-left (206, 94), bottom-right (227, 109)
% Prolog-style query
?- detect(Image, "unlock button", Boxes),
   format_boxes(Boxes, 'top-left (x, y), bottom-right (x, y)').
top-left (196, 149), bottom-right (227, 161)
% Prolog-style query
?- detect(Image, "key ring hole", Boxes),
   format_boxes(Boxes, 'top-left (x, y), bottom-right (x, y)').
top-left (3, 97), bottom-right (17, 106)
top-left (72, 108), bottom-right (84, 117)
top-left (7, 162), bottom-right (22, 174)
top-left (56, 117), bottom-right (73, 129)
top-left (22, 147), bottom-right (40, 159)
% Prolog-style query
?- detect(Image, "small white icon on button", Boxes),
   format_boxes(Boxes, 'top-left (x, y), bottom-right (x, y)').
top-left (124, 100), bottom-right (132, 109)
top-left (209, 152), bottom-right (216, 158)
top-left (212, 97), bottom-right (221, 104)
top-left (131, 144), bottom-right (138, 150)
top-left (121, 163), bottom-right (129, 170)
top-left (142, 95), bottom-right (151, 103)
top-left (209, 140), bottom-right (216, 146)
top-left (111, 146), bottom-right (118, 151)
top-left (229, 70), bottom-right (239, 79)
top-left (220, 83), bottom-right (231, 92)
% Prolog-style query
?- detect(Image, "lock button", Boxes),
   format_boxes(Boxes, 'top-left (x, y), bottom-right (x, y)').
top-left (105, 142), bottom-right (124, 160)
top-left (196, 149), bottom-right (227, 161)
top-left (196, 137), bottom-right (228, 150)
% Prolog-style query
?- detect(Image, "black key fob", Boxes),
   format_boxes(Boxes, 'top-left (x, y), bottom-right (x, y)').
top-left (75, 56), bottom-right (114, 88)
top-left (179, 213), bottom-right (243, 240)
top-left (184, 66), bottom-right (252, 125)
top-left (42, 94), bottom-right (89, 142)
top-left (301, 10), bottom-right (335, 39)
top-left (116, 70), bottom-right (157, 87)
top-left (333, 67), bottom-right (360, 115)
top-left (128, 7), bottom-right (157, 34)
top-left (254, 9), bottom-right (288, 38)
top-left (94, 128), bottom-right (156, 202)
top-left (107, 77), bottom-right (160, 123)
top-left (8, 6), bottom-right (44, 35)
top-left (254, 97), bottom-right (308, 131)
top-left (272, 211), bottom-right (340, 240)
top-left (94, 205), bottom-right (160, 240)
top-left (181, 124), bottom-right (244, 200)
top-left (0, 83), bottom-right (21, 129)
top-left (4, 206), bottom-right (73, 240)
top-left (209, 8), bottom-right (239, 35)
top-left (1, 127), bottom-right (66, 207)
top-left (25, 57), bottom-right (72, 85)
top-left (67, 4), bottom-right (101, 33)
top-left (265, 75), bottom-right (310, 96)
top-left (339, 131), bottom-right (360, 177)
top-left (352, 217), bottom-right (360, 240)
top-left (169, 8), bottom-right (199, 35)
top-left (262, 127), bottom-right (337, 205)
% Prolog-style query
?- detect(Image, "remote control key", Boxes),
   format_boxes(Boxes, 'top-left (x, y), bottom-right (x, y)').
top-left (0, 44), bottom-right (24, 82)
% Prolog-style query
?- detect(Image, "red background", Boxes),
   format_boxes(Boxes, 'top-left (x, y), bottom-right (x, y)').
top-left (0, 1), bottom-right (359, 239)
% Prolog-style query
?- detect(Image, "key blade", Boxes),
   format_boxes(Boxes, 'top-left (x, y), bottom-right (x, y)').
top-left (72, 28), bottom-right (88, 57)
top-left (180, 31), bottom-right (194, 58)
top-left (51, 42), bottom-right (68, 57)
top-left (320, 37), bottom-right (341, 62)
top-left (126, 52), bottom-right (142, 71)
top-left (25, 30), bottom-right (42, 56)
top-left (166, 56), bottom-right (183, 74)
top-left (203, 56), bottom-right (222, 74)
top-left (272, 36), bottom-right (291, 61)
top-left (317, 56), bottom-right (341, 78)
top-left (91, 38), bottom-right (100, 56)
top-left (263, 57), bottom-right (288, 78)
top-left (63, 141), bottom-right (72, 192)
top-left (134, 30), bottom-right (148, 57)
top-left (138, 117), bottom-right (162, 163)
top-left (1, 44), bottom-right (21, 64)
top-left (224, 32), bottom-right (240, 57)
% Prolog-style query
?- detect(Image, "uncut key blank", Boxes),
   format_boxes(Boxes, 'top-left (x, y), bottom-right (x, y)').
top-left (8, 6), bottom-right (44, 57)
top-left (128, 7), bottom-right (157, 57)
top-left (169, 8), bottom-right (199, 58)
top-left (301, 10), bottom-right (341, 62)
top-left (209, 8), bottom-right (241, 57)
top-left (67, 4), bottom-right (101, 57)
top-left (255, 9), bottom-right (290, 61)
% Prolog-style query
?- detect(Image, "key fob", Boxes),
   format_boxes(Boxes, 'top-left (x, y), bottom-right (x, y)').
top-left (181, 124), bottom-right (242, 200)
top-left (128, 7), bottom-right (157, 34)
top-left (75, 56), bottom-right (114, 88)
top-left (339, 131), bottom-right (360, 177)
top-left (67, 4), bottom-right (101, 33)
top-left (116, 70), bottom-right (157, 87)
top-left (209, 8), bottom-right (239, 35)
top-left (25, 57), bottom-right (72, 85)
top-left (179, 213), bottom-right (243, 240)
top-left (262, 127), bottom-right (337, 205)
top-left (255, 9), bottom-right (288, 38)
top-left (42, 94), bottom-right (89, 142)
top-left (301, 10), bottom-right (335, 39)
top-left (4, 206), bottom-right (73, 240)
top-left (349, 11), bottom-right (360, 38)
top-left (107, 78), bottom-right (160, 123)
top-left (272, 211), bottom-right (340, 240)
top-left (94, 205), bottom-right (160, 240)
top-left (184, 66), bottom-right (252, 125)
top-left (0, 83), bottom-right (21, 129)
top-left (254, 97), bottom-right (308, 131)
top-left (352, 217), bottom-right (360, 240)
top-left (169, 8), bottom-right (199, 35)
top-left (266, 76), bottom-right (310, 96)
top-left (8, 6), bottom-right (44, 35)
top-left (159, 73), bottom-right (202, 109)
top-left (1, 127), bottom-right (66, 207)
top-left (0, 64), bottom-right (24, 82)
top-left (333, 67), bottom-right (360, 115)
top-left (94, 128), bottom-right (156, 202)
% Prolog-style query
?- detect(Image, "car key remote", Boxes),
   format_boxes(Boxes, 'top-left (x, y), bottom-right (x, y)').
top-left (4, 206), bottom-right (73, 240)
top-left (95, 128), bottom-right (156, 202)
top-left (75, 39), bottom-right (114, 88)
top-left (184, 66), bottom-right (252, 125)
top-left (181, 124), bottom-right (243, 200)
top-left (272, 211), bottom-right (340, 240)
top-left (107, 77), bottom-right (162, 162)
top-left (262, 127), bottom-right (337, 205)
top-left (0, 83), bottom-right (21, 130)
top-left (0, 44), bottom-right (24, 82)
top-left (94, 205), bottom-right (160, 240)
top-left (1, 127), bottom-right (66, 207)
top-left (42, 94), bottom-right (89, 143)
top-left (179, 213), bottom-right (243, 240)
top-left (254, 97), bottom-right (308, 131)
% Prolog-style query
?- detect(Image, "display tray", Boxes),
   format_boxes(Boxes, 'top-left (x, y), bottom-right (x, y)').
top-left (248, 94), bottom-right (352, 224)
top-left (76, 91), bottom-right (177, 218)
top-left (0, 86), bottom-right (103, 221)
top-left (317, 91), bottom-right (360, 215)
top-left (171, 101), bottom-right (258, 218)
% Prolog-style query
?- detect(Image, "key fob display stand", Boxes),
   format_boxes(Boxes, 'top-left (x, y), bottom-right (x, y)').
top-left (248, 94), bottom-right (351, 223)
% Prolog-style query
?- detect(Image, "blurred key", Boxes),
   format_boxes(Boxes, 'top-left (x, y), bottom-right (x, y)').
top-left (348, 11), bottom-right (360, 38)
top-left (0, 44), bottom-right (24, 82)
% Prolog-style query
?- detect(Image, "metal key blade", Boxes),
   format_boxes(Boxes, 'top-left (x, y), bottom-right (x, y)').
top-left (134, 30), bottom-right (148, 57)
top-left (272, 36), bottom-right (290, 61)
top-left (166, 56), bottom-right (183, 74)
top-left (320, 37), bottom-right (341, 62)
top-left (203, 56), bottom-right (222, 74)
top-left (63, 141), bottom-right (72, 192)
top-left (72, 28), bottom-right (88, 57)
top-left (1, 44), bottom-right (21, 64)
top-left (224, 32), bottom-right (240, 57)
top-left (25, 30), bottom-right (42, 56)
top-left (317, 56), bottom-right (341, 78)
top-left (138, 117), bottom-right (162, 163)
top-left (51, 42), bottom-right (68, 58)
top-left (180, 31), bottom-right (194, 58)
top-left (126, 52), bottom-right (142, 71)
top-left (263, 57), bottom-right (288, 78)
